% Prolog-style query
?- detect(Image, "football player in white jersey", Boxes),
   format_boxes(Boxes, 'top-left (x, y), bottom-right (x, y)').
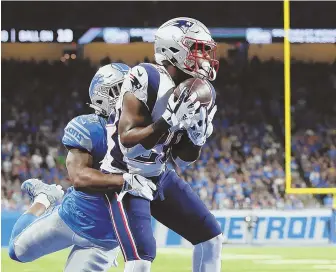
top-left (8, 63), bottom-right (156, 271)
top-left (101, 18), bottom-right (223, 272)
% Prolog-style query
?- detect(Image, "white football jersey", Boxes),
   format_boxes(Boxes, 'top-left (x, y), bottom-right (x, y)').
top-left (101, 63), bottom-right (184, 177)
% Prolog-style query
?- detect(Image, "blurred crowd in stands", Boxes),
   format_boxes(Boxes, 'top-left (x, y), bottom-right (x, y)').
top-left (3, 2), bottom-right (334, 29)
top-left (2, 56), bottom-right (336, 211)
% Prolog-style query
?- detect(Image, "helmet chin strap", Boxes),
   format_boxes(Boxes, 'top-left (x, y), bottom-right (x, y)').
top-left (87, 103), bottom-right (108, 117)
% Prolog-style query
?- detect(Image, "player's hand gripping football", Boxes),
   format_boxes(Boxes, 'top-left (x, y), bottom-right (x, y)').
top-left (117, 173), bottom-right (157, 202)
top-left (187, 105), bottom-right (217, 146)
top-left (162, 87), bottom-right (201, 132)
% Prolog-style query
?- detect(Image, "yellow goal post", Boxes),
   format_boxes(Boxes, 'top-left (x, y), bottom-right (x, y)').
top-left (283, 0), bottom-right (336, 208)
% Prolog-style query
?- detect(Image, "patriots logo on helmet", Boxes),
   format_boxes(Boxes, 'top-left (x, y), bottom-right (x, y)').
top-left (130, 74), bottom-right (142, 90)
top-left (170, 20), bottom-right (195, 34)
top-left (89, 74), bottom-right (104, 97)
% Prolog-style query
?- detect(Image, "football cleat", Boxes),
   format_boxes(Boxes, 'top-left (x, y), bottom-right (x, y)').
top-left (21, 179), bottom-right (64, 206)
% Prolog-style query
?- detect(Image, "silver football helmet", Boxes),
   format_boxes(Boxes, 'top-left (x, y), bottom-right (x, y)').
top-left (88, 63), bottom-right (130, 116)
top-left (154, 17), bottom-right (219, 81)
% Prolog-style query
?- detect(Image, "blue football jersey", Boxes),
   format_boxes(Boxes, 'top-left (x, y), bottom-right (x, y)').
top-left (59, 113), bottom-right (118, 249)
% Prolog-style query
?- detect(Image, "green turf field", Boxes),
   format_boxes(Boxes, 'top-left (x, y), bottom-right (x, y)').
top-left (2, 247), bottom-right (336, 271)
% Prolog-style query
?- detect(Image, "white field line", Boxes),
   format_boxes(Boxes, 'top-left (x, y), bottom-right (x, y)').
top-left (314, 265), bottom-right (336, 270)
top-left (159, 248), bottom-right (336, 269)
top-left (222, 254), bottom-right (282, 260)
top-left (254, 260), bottom-right (336, 265)
top-left (158, 248), bottom-right (282, 260)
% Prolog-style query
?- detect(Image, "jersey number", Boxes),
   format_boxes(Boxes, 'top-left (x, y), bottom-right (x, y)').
top-left (132, 132), bottom-right (175, 164)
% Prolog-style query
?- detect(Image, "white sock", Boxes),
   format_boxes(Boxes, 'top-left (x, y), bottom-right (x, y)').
top-left (33, 194), bottom-right (51, 209)
top-left (124, 260), bottom-right (151, 272)
top-left (192, 234), bottom-right (223, 272)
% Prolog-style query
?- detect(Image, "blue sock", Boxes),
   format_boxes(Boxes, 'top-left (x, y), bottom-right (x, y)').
top-left (8, 213), bottom-right (37, 262)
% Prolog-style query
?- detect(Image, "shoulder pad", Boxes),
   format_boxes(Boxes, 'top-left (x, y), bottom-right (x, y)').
top-left (77, 114), bottom-right (101, 124)
top-left (121, 64), bottom-right (161, 113)
top-left (62, 115), bottom-right (96, 152)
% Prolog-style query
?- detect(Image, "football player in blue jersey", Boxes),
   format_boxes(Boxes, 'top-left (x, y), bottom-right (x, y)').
top-left (8, 63), bottom-right (156, 272)
top-left (101, 18), bottom-right (223, 272)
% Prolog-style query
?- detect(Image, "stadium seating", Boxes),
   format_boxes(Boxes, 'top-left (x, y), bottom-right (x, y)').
top-left (2, 58), bottom-right (335, 211)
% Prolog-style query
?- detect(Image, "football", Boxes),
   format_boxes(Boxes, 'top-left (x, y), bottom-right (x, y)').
top-left (173, 78), bottom-right (214, 109)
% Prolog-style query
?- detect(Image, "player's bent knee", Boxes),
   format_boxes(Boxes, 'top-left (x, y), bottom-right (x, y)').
top-left (127, 243), bottom-right (156, 262)
top-left (194, 212), bottom-right (222, 244)
top-left (137, 239), bottom-right (156, 262)
top-left (9, 238), bottom-right (38, 263)
top-left (8, 242), bottom-right (23, 263)
top-left (120, 237), bottom-right (156, 262)
top-left (8, 243), bottom-right (32, 263)
top-left (205, 213), bottom-right (222, 234)
top-left (10, 246), bottom-right (32, 263)
top-left (125, 227), bottom-right (156, 262)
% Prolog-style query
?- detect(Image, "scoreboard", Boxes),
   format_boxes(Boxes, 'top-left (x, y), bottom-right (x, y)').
top-left (2, 27), bottom-right (336, 44)
top-left (2, 29), bottom-right (74, 43)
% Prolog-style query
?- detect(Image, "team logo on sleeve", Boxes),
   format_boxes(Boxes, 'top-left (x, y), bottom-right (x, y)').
top-left (130, 73), bottom-right (142, 90)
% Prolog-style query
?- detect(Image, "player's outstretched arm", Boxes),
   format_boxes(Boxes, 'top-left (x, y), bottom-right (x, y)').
top-left (66, 148), bottom-right (124, 191)
top-left (118, 92), bottom-right (170, 149)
